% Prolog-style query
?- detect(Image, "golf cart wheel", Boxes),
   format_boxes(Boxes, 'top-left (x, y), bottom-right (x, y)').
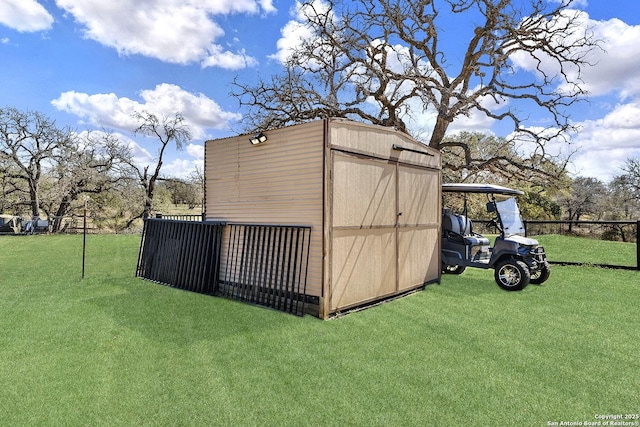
top-left (530, 260), bottom-right (551, 285)
top-left (494, 259), bottom-right (530, 291)
top-left (442, 263), bottom-right (466, 275)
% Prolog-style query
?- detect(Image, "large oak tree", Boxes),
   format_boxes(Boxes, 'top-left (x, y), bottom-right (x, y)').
top-left (43, 131), bottom-right (133, 231)
top-left (233, 0), bottom-right (600, 176)
top-left (0, 107), bottom-right (74, 217)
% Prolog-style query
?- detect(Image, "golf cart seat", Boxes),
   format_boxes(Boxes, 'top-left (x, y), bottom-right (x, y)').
top-left (443, 211), bottom-right (490, 246)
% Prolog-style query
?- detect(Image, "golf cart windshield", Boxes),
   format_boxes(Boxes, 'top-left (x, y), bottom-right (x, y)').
top-left (496, 198), bottom-right (525, 236)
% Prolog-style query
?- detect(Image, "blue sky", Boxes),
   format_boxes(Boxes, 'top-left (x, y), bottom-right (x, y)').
top-left (2, 0), bottom-right (640, 182)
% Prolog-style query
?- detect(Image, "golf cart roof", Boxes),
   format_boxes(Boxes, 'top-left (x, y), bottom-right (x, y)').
top-left (442, 183), bottom-right (524, 195)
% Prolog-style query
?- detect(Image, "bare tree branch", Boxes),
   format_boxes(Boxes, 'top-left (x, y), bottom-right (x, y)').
top-left (231, 0), bottom-right (601, 179)
top-left (130, 111), bottom-right (192, 218)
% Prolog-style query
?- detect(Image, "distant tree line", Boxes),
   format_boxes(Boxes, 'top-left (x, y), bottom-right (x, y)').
top-left (0, 107), bottom-right (202, 232)
top-left (440, 132), bottom-right (640, 230)
top-left (1, 107), bottom-right (638, 234)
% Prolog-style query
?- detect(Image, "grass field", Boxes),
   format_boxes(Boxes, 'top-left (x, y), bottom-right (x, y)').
top-left (1, 234), bottom-right (639, 426)
top-left (535, 234), bottom-right (638, 268)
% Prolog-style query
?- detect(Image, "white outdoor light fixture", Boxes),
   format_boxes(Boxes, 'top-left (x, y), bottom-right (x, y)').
top-left (249, 132), bottom-right (268, 145)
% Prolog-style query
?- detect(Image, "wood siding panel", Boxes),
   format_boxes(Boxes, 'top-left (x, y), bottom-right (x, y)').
top-left (398, 166), bottom-right (440, 227)
top-left (205, 120), bottom-right (325, 298)
top-left (331, 153), bottom-right (396, 228)
top-left (328, 119), bottom-right (440, 170)
top-left (398, 228), bottom-right (440, 291)
top-left (331, 228), bottom-right (396, 311)
top-left (205, 119), bottom-right (442, 317)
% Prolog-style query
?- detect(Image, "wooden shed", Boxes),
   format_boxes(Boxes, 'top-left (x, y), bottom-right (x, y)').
top-left (204, 118), bottom-right (441, 318)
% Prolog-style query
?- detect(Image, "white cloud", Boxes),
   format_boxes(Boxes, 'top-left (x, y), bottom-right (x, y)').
top-left (550, 0), bottom-right (589, 7)
top-left (156, 144), bottom-right (205, 179)
top-left (498, 101), bottom-right (640, 183)
top-left (509, 9), bottom-right (590, 91)
top-left (257, 0), bottom-right (276, 14)
top-left (162, 158), bottom-right (203, 179)
top-left (54, 0), bottom-right (274, 68)
top-left (268, 19), bottom-right (311, 64)
top-left (450, 92), bottom-right (505, 134)
top-left (271, 0), bottom-right (504, 139)
top-left (567, 101), bottom-right (640, 181)
top-left (51, 83), bottom-right (242, 139)
top-left (0, 0), bottom-right (53, 32)
top-left (268, 0), bottom-right (329, 64)
top-left (404, 85), bottom-right (506, 142)
top-left (486, 9), bottom-right (640, 181)
top-left (267, 1), bottom-right (640, 185)
top-left (568, 147), bottom-right (639, 182)
top-left (500, 8), bottom-right (640, 181)
top-left (579, 17), bottom-right (640, 100)
top-left (52, 91), bottom-right (141, 129)
top-left (110, 132), bottom-right (155, 168)
top-left (510, 10), bottom-right (640, 101)
top-left (201, 45), bottom-right (258, 70)
top-left (74, 127), bottom-right (205, 179)
top-left (186, 143), bottom-right (204, 161)
top-left (491, 104), bottom-right (640, 182)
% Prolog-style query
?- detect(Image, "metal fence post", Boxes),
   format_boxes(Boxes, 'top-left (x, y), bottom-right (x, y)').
top-left (637, 221), bottom-right (640, 271)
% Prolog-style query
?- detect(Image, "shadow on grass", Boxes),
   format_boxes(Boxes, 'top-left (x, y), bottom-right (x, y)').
top-left (437, 266), bottom-right (552, 298)
top-left (87, 278), bottom-right (299, 345)
top-left (437, 270), bottom-right (501, 296)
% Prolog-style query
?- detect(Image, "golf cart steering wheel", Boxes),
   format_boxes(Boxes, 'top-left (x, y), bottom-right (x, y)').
top-left (486, 217), bottom-right (502, 233)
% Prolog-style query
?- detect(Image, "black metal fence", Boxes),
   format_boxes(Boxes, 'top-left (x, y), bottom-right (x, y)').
top-left (218, 224), bottom-right (312, 316)
top-left (136, 220), bottom-right (312, 316)
top-left (524, 220), bottom-right (639, 271)
top-left (136, 219), bottom-right (225, 294)
top-left (154, 213), bottom-right (204, 221)
top-left (523, 220), bottom-right (639, 243)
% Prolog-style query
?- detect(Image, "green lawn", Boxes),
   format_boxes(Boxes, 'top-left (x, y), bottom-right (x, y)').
top-left (1, 234), bottom-right (639, 426)
top-left (534, 234), bottom-right (638, 268)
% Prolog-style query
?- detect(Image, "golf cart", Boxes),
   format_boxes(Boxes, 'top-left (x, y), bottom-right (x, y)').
top-left (441, 183), bottom-right (550, 290)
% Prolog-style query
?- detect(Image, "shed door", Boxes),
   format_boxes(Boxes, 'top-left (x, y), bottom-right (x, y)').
top-left (330, 152), bottom-right (439, 312)
top-left (397, 164), bottom-right (440, 291)
top-left (330, 153), bottom-right (397, 311)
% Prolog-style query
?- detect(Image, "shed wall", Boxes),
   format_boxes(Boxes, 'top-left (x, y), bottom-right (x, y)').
top-left (204, 120), bottom-right (325, 299)
top-left (327, 120), bottom-right (441, 312)
top-left (205, 118), bottom-right (441, 318)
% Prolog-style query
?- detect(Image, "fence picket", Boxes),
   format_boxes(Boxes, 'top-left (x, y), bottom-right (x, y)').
top-left (137, 220), bottom-right (312, 316)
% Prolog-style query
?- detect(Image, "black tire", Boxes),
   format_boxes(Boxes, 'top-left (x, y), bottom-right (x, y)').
top-left (442, 263), bottom-right (466, 275)
top-left (530, 260), bottom-right (551, 285)
top-left (494, 259), bottom-right (530, 291)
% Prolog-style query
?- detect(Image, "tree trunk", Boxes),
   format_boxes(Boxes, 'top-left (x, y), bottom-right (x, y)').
top-left (429, 109), bottom-right (451, 150)
top-left (29, 183), bottom-right (39, 218)
top-left (51, 197), bottom-right (73, 232)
